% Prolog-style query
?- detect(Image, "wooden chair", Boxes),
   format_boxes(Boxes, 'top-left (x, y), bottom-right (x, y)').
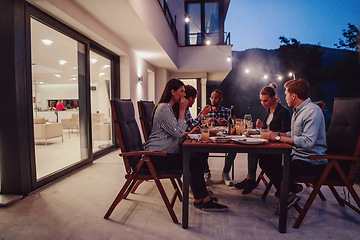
top-left (104, 99), bottom-right (182, 223)
top-left (137, 100), bottom-right (155, 142)
top-left (292, 97), bottom-right (360, 228)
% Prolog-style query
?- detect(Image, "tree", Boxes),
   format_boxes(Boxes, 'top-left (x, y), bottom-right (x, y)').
top-left (334, 23), bottom-right (359, 51)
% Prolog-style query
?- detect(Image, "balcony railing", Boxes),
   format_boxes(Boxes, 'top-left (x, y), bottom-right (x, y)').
top-left (158, 0), bottom-right (178, 44)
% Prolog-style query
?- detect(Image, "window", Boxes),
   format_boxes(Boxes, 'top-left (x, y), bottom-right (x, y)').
top-left (186, 1), bottom-right (220, 45)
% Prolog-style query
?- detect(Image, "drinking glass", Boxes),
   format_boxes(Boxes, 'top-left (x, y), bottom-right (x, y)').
top-left (244, 114), bottom-right (253, 129)
top-left (260, 129), bottom-right (270, 139)
top-left (201, 128), bottom-right (210, 141)
top-left (235, 118), bottom-right (245, 135)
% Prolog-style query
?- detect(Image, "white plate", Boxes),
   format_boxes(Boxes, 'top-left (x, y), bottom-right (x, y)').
top-left (229, 136), bottom-right (247, 141)
top-left (250, 134), bottom-right (261, 138)
top-left (234, 138), bottom-right (267, 145)
top-left (187, 134), bottom-right (201, 140)
top-left (209, 136), bottom-right (231, 143)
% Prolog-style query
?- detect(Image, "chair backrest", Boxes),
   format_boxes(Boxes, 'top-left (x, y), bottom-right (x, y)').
top-left (137, 100), bottom-right (155, 142)
top-left (326, 97), bottom-right (360, 157)
top-left (111, 98), bottom-right (144, 170)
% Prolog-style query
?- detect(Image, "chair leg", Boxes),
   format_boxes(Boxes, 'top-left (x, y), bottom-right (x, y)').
top-left (293, 163), bottom-right (333, 228)
top-left (305, 183), bottom-right (326, 201)
top-left (293, 183), bottom-right (323, 228)
top-left (257, 170), bottom-right (269, 187)
top-left (123, 179), bottom-right (138, 198)
top-left (130, 180), bottom-right (144, 193)
top-left (176, 177), bottom-right (183, 202)
top-left (104, 177), bottom-right (134, 219)
top-left (261, 180), bottom-right (273, 199)
top-left (146, 161), bottom-right (178, 223)
top-left (328, 186), bottom-right (346, 206)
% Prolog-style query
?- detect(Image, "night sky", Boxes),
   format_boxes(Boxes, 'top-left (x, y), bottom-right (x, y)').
top-left (226, 0), bottom-right (360, 51)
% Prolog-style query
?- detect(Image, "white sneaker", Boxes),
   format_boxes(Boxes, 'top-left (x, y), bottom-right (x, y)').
top-left (204, 172), bottom-right (211, 186)
top-left (222, 172), bottom-right (234, 186)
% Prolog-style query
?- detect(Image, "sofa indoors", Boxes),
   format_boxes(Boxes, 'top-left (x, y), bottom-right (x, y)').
top-left (34, 117), bottom-right (63, 145)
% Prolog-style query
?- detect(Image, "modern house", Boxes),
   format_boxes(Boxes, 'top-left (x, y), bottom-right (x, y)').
top-left (0, 0), bottom-right (232, 201)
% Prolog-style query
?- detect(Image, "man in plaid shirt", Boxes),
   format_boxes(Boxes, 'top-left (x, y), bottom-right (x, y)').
top-left (188, 89), bottom-right (235, 186)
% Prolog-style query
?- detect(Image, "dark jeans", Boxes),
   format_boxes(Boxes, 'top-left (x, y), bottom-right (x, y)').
top-left (204, 152), bottom-right (236, 174)
top-left (150, 152), bottom-right (209, 200)
top-left (259, 154), bottom-right (325, 192)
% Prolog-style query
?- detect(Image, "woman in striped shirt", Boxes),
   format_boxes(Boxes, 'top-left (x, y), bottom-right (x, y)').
top-left (145, 79), bottom-right (228, 212)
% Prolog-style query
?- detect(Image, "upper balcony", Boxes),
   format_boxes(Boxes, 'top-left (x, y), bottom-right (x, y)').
top-left (28, 0), bottom-right (232, 80)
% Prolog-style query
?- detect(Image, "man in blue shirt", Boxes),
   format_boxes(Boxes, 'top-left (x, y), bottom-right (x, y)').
top-left (259, 79), bottom-right (327, 215)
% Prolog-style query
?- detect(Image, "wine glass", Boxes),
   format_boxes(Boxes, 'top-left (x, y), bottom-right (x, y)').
top-left (244, 114), bottom-right (253, 129)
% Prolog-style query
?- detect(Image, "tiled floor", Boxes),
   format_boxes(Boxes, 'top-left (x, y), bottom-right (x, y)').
top-left (1, 151), bottom-right (359, 239)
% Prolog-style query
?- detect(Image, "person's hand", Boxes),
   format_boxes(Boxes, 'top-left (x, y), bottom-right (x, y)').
top-left (207, 118), bottom-right (216, 125)
top-left (217, 118), bottom-right (227, 126)
top-left (179, 97), bottom-right (188, 112)
top-left (256, 119), bottom-right (263, 129)
top-left (200, 105), bottom-right (211, 118)
top-left (268, 131), bottom-right (278, 142)
top-left (190, 126), bottom-right (201, 134)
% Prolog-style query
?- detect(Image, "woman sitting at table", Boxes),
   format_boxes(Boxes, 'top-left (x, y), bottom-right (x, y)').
top-left (234, 83), bottom-right (291, 194)
top-left (144, 78), bottom-right (228, 212)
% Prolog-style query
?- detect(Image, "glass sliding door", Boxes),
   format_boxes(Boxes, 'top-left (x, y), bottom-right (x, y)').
top-left (90, 51), bottom-right (112, 153)
top-left (31, 18), bottom-right (88, 180)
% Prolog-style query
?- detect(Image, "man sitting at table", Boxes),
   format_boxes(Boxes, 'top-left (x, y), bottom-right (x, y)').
top-left (259, 79), bottom-right (327, 215)
top-left (189, 89), bottom-right (235, 186)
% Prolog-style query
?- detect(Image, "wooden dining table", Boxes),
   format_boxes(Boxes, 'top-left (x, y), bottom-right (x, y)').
top-left (182, 137), bottom-right (293, 233)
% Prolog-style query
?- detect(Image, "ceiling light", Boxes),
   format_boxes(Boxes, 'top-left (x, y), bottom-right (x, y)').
top-left (90, 58), bottom-right (98, 64)
top-left (59, 60), bottom-right (67, 65)
top-left (41, 39), bottom-right (53, 45)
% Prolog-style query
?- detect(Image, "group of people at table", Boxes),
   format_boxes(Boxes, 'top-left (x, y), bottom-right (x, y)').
top-left (144, 78), bottom-right (327, 213)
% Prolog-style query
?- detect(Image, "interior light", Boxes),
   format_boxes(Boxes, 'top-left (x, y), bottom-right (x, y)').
top-left (206, 40), bottom-right (211, 45)
top-left (263, 75), bottom-right (268, 79)
top-left (138, 76), bottom-right (144, 84)
top-left (41, 39), bottom-right (53, 45)
top-left (90, 58), bottom-right (98, 64)
top-left (288, 72), bottom-right (293, 77)
top-left (245, 69), bottom-right (250, 74)
top-left (59, 60), bottom-right (67, 65)
top-left (277, 76), bottom-right (282, 81)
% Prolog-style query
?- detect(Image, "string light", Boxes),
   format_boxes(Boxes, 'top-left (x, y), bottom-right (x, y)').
top-left (243, 67), bottom-right (294, 82)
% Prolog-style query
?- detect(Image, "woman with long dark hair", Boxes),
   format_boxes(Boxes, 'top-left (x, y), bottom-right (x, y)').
top-left (145, 79), bottom-right (228, 211)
